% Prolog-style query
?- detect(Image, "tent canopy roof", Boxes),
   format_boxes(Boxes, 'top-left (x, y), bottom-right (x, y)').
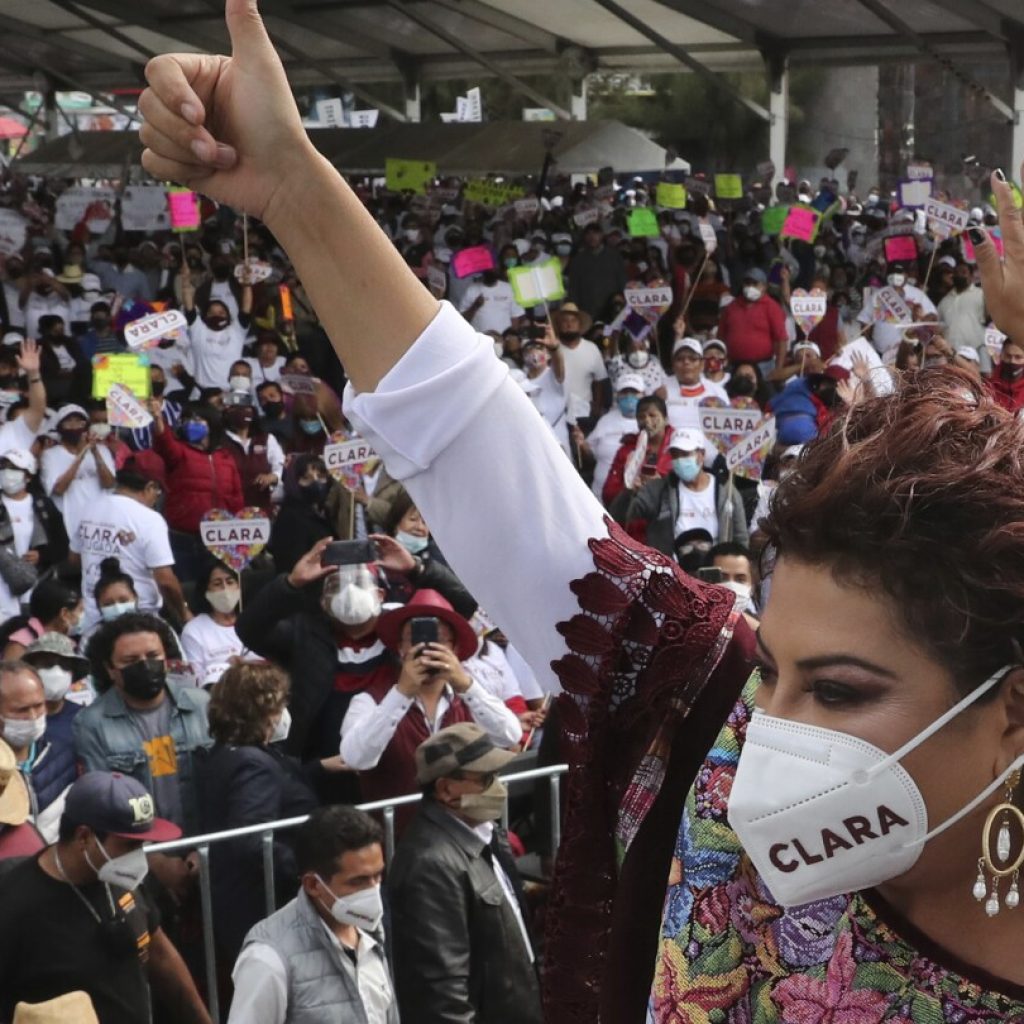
top-left (0, 0), bottom-right (1017, 108)
top-left (13, 120), bottom-right (688, 177)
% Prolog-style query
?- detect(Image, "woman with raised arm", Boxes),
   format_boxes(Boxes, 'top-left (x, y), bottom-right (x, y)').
top-left (140, 11), bottom-right (1024, 1023)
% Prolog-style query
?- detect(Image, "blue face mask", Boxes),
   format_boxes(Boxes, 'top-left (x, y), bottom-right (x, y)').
top-left (396, 529), bottom-right (429, 555)
top-left (504, 257), bottom-right (518, 269)
top-left (617, 395), bottom-right (640, 417)
top-left (182, 421), bottom-right (209, 445)
top-left (673, 456), bottom-right (702, 483)
top-left (299, 419), bottom-right (323, 435)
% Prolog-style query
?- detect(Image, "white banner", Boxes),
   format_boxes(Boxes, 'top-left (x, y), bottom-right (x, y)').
top-left (726, 416), bottom-right (777, 472)
top-left (625, 285), bottom-right (673, 309)
top-left (699, 406), bottom-right (763, 437)
top-left (924, 198), bottom-right (968, 239)
top-left (200, 516), bottom-right (271, 549)
top-left (121, 186), bottom-right (172, 232)
top-left (55, 186), bottom-right (116, 232)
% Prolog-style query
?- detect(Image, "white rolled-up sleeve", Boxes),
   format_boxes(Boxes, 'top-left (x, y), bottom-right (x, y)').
top-left (461, 679), bottom-right (523, 748)
top-left (344, 302), bottom-right (609, 693)
top-left (340, 687), bottom-right (413, 769)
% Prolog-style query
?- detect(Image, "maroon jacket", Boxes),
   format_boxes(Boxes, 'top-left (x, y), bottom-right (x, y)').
top-left (988, 366), bottom-right (1024, 413)
top-left (223, 431), bottom-right (274, 513)
top-left (154, 428), bottom-right (245, 533)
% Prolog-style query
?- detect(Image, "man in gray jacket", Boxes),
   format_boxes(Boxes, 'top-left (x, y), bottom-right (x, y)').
top-left (230, 805), bottom-right (395, 1024)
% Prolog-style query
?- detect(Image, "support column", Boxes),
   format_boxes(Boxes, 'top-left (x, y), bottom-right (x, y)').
top-left (44, 86), bottom-right (61, 142)
top-left (767, 53), bottom-right (789, 188)
top-left (404, 78), bottom-right (422, 123)
top-left (571, 76), bottom-right (588, 120)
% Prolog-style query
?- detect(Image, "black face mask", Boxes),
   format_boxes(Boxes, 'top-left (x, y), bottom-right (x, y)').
top-left (261, 400), bottom-right (283, 418)
top-left (151, 380), bottom-right (166, 398)
top-left (60, 427), bottom-right (86, 445)
top-left (120, 658), bottom-right (166, 701)
top-left (300, 480), bottom-right (330, 505)
top-left (561, 331), bottom-right (581, 343)
top-left (731, 377), bottom-right (756, 397)
top-left (206, 316), bottom-right (230, 331)
top-left (1000, 362), bottom-right (1024, 382)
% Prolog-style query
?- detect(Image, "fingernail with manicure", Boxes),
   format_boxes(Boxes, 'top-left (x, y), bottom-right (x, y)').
top-left (995, 168), bottom-right (1007, 183)
top-left (190, 138), bottom-right (212, 162)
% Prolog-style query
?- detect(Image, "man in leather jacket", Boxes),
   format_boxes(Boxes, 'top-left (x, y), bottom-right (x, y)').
top-left (387, 724), bottom-right (542, 1024)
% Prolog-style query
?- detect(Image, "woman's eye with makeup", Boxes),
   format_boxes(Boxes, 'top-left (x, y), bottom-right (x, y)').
top-left (810, 680), bottom-right (870, 708)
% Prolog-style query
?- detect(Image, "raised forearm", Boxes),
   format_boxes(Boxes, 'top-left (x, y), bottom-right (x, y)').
top-left (263, 150), bottom-right (438, 393)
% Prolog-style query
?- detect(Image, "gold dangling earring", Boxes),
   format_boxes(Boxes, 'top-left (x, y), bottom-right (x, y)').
top-left (976, 770), bottom-right (1024, 916)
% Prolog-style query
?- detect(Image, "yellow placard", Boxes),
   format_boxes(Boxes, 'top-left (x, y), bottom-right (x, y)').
top-left (714, 174), bottom-right (744, 200)
top-left (385, 158), bottom-right (437, 195)
top-left (92, 353), bottom-right (152, 401)
top-left (656, 182), bottom-right (688, 209)
top-left (463, 179), bottom-right (525, 207)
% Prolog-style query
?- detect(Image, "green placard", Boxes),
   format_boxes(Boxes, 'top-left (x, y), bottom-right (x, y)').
top-left (628, 208), bottom-right (660, 238)
top-left (761, 205), bottom-right (790, 236)
top-left (714, 174), bottom-right (743, 200)
top-left (385, 158), bottom-right (437, 196)
top-left (508, 257), bottom-right (566, 306)
top-left (655, 182), bottom-right (687, 209)
top-left (93, 353), bottom-right (151, 400)
top-left (988, 182), bottom-right (1024, 210)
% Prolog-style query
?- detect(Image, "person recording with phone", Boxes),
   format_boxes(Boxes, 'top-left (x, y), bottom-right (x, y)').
top-left (340, 590), bottom-right (522, 834)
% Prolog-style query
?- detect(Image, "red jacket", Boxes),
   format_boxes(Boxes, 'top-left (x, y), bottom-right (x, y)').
top-left (153, 428), bottom-right (245, 533)
top-left (988, 368), bottom-right (1024, 413)
top-left (602, 430), bottom-right (674, 506)
top-left (718, 294), bottom-right (788, 363)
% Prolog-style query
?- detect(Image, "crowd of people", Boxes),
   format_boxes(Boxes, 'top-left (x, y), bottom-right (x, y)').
top-left (0, 9), bottom-right (1022, 1020)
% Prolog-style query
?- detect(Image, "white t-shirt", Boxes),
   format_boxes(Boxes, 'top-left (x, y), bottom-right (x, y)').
top-left (559, 339), bottom-right (608, 419)
top-left (858, 284), bottom-right (936, 353)
top-left (180, 614), bottom-right (248, 683)
top-left (41, 444), bottom-right (115, 535)
top-left (527, 368), bottom-right (570, 456)
top-left (209, 280), bottom-right (240, 321)
top-left (71, 492), bottom-right (175, 628)
top-left (0, 493), bottom-right (34, 620)
top-left (460, 281), bottom-right (524, 335)
top-left (246, 356), bottom-right (285, 385)
top-left (587, 407), bottom-right (635, 499)
top-left (607, 353), bottom-right (665, 396)
top-left (184, 318), bottom-right (249, 389)
top-left (674, 477), bottom-right (718, 542)
top-left (665, 379), bottom-right (731, 457)
top-left (0, 415), bottom-right (38, 455)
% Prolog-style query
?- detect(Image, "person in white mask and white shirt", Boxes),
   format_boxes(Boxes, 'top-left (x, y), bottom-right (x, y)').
top-left (181, 269), bottom-right (254, 390)
top-left (230, 805), bottom-right (396, 1024)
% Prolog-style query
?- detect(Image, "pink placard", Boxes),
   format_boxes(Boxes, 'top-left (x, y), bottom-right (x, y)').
top-left (780, 205), bottom-right (820, 243)
top-left (963, 231), bottom-right (1005, 263)
top-left (451, 245), bottom-right (495, 279)
top-left (884, 235), bottom-right (918, 263)
top-left (168, 190), bottom-right (200, 232)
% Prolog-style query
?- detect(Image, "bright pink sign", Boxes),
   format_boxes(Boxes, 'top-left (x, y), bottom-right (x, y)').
top-left (451, 245), bottom-right (495, 279)
top-left (884, 235), bottom-right (918, 263)
top-left (780, 205), bottom-right (821, 243)
top-left (963, 231), bottom-right (1004, 262)
top-left (168, 190), bottom-right (200, 232)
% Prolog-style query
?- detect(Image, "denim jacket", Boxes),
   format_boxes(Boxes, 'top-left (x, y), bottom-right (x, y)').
top-left (72, 683), bottom-right (211, 836)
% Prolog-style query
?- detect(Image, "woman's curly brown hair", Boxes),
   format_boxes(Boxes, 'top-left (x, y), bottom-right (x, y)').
top-left (207, 662), bottom-right (290, 746)
top-left (763, 366), bottom-right (1024, 692)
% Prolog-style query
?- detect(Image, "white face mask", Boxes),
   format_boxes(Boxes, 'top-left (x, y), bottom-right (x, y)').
top-left (627, 350), bottom-right (650, 369)
top-left (101, 601), bottom-right (137, 622)
top-left (90, 423), bottom-right (112, 440)
top-left (0, 469), bottom-right (25, 496)
top-left (1, 714), bottom-right (45, 749)
top-left (728, 664), bottom-right (1021, 908)
top-left (887, 273), bottom-right (906, 289)
top-left (720, 580), bottom-right (752, 610)
top-left (329, 584), bottom-right (382, 626)
top-left (743, 286), bottom-right (762, 303)
top-left (228, 375), bottom-right (251, 393)
top-left (206, 587), bottom-right (240, 614)
top-left (395, 530), bottom-right (429, 555)
top-left (87, 838), bottom-right (149, 890)
top-left (316, 877), bottom-right (384, 930)
top-left (270, 707), bottom-right (291, 744)
top-left (37, 665), bottom-right (72, 702)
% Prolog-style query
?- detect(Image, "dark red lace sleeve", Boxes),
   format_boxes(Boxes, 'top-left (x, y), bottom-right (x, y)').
top-left (542, 516), bottom-right (750, 1022)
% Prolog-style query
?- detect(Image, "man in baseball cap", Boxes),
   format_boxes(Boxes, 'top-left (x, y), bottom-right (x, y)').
top-left (0, 771), bottom-right (211, 1023)
top-left (388, 724), bottom-right (541, 1023)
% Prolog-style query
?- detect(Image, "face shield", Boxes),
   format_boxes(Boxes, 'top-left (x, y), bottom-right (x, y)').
top-left (321, 564), bottom-right (382, 626)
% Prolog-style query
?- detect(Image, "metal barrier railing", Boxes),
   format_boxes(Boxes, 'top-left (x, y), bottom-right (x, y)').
top-left (145, 763), bottom-right (568, 1023)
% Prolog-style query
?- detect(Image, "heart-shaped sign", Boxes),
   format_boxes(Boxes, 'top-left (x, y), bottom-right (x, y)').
top-left (698, 396), bottom-right (771, 479)
top-left (200, 507), bottom-right (271, 573)
top-left (323, 430), bottom-right (378, 490)
top-left (790, 288), bottom-right (828, 336)
top-left (624, 278), bottom-right (672, 325)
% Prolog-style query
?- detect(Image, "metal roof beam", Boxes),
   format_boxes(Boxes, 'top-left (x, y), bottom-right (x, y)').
top-left (384, 0), bottom-right (573, 119)
top-left (75, 0), bottom-right (227, 52)
top-left (590, 0), bottom-right (770, 120)
top-left (649, 0), bottom-right (781, 47)
top-left (922, 0), bottom-right (1011, 40)
top-left (52, 0), bottom-right (160, 63)
top-left (854, 0), bottom-right (1013, 119)
top-left (0, 10), bottom-right (139, 72)
top-left (421, 0), bottom-right (566, 54)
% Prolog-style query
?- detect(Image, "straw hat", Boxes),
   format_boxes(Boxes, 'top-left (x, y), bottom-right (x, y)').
top-left (13, 992), bottom-right (99, 1024)
top-left (0, 737), bottom-right (29, 826)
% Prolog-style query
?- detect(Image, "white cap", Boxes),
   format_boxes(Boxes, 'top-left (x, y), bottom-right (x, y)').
top-left (616, 373), bottom-right (645, 393)
top-left (53, 404), bottom-right (89, 427)
top-left (937, 255), bottom-right (957, 269)
top-left (668, 428), bottom-right (706, 453)
top-left (551, 232), bottom-right (572, 245)
top-left (512, 238), bottom-right (530, 257)
top-left (955, 345), bottom-right (980, 364)
top-left (81, 273), bottom-right (102, 292)
top-left (0, 448), bottom-right (37, 475)
top-left (1, 331), bottom-right (24, 347)
top-left (793, 341), bottom-right (821, 357)
top-left (672, 337), bottom-right (704, 358)
top-left (703, 338), bottom-right (727, 355)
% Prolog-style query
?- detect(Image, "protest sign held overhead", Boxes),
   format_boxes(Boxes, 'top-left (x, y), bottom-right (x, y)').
top-left (508, 258), bottom-right (565, 307)
top-left (200, 508), bottom-right (271, 573)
